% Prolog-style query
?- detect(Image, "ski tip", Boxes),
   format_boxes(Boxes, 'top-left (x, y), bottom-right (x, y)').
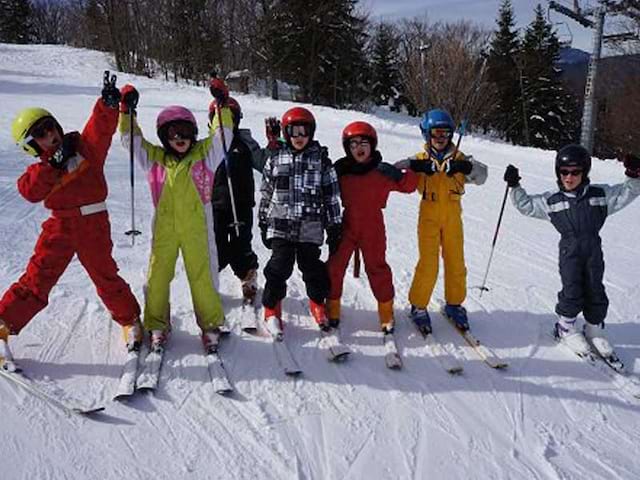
top-left (448, 367), bottom-right (464, 375)
top-left (284, 369), bottom-right (303, 377)
top-left (241, 326), bottom-right (258, 334)
top-left (74, 406), bottom-right (106, 415)
top-left (329, 352), bottom-right (351, 363)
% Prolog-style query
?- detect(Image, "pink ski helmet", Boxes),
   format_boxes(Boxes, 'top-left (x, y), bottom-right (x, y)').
top-left (156, 105), bottom-right (198, 146)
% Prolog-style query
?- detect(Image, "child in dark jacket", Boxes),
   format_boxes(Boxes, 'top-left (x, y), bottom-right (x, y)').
top-left (258, 107), bottom-right (342, 337)
top-left (207, 94), bottom-right (260, 305)
top-left (504, 146), bottom-right (640, 367)
top-left (327, 122), bottom-right (417, 334)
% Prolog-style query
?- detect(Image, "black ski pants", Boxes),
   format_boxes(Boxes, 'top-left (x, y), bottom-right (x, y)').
top-left (214, 207), bottom-right (258, 281)
top-left (262, 238), bottom-right (329, 308)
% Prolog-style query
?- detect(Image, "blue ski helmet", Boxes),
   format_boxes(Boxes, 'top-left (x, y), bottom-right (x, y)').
top-left (420, 109), bottom-right (455, 141)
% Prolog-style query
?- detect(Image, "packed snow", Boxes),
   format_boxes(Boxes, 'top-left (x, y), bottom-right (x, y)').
top-left (1, 44), bottom-right (639, 480)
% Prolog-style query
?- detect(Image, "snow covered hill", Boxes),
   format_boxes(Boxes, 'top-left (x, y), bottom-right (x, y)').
top-left (1, 44), bottom-right (640, 480)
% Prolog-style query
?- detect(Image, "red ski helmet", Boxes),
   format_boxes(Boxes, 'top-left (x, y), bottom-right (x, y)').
top-left (281, 107), bottom-right (316, 142)
top-left (342, 121), bottom-right (378, 155)
top-left (208, 97), bottom-right (242, 127)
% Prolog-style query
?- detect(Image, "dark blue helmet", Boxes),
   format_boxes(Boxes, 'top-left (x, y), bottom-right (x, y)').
top-left (420, 109), bottom-right (455, 141)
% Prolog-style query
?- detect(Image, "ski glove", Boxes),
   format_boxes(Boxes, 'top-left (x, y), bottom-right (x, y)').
top-left (49, 132), bottom-right (80, 170)
top-left (209, 78), bottom-right (229, 103)
top-left (377, 162), bottom-right (403, 182)
top-left (120, 84), bottom-right (139, 113)
top-left (447, 159), bottom-right (473, 176)
top-left (260, 224), bottom-right (272, 249)
top-left (265, 117), bottom-right (281, 149)
top-left (409, 159), bottom-right (436, 175)
top-left (326, 224), bottom-right (342, 256)
top-left (101, 70), bottom-right (121, 109)
top-left (623, 153), bottom-right (640, 179)
top-left (504, 164), bottom-right (521, 187)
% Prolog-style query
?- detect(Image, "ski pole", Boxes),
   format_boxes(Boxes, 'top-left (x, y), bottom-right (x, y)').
top-left (124, 105), bottom-right (141, 244)
top-left (478, 183), bottom-right (510, 296)
top-left (215, 102), bottom-right (242, 237)
top-left (353, 247), bottom-right (361, 278)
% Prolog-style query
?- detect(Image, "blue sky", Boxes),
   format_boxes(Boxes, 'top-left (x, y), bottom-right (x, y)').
top-left (364, 0), bottom-right (595, 52)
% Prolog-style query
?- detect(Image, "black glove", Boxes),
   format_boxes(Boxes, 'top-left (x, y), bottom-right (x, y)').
top-left (409, 159), bottom-right (436, 175)
top-left (101, 70), bottom-right (120, 109)
top-left (504, 164), bottom-right (521, 187)
top-left (377, 162), bottom-right (403, 182)
top-left (326, 224), bottom-right (342, 256)
top-left (49, 132), bottom-right (80, 170)
top-left (447, 159), bottom-right (473, 176)
top-left (265, 117), bottom-right (281, 149)
top-left (260, 224), bottom-right (272, 249)
top-left (623, 154), bottom-right (640, 179)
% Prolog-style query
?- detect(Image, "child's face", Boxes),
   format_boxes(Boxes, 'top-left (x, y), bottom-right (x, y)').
top-left (348, 136), bottom-right (372, 163)
top-left (287, 124), bottom-right (310, 151)
top-left (169, 137), bottom-right (192, 154)
top-left (430, 127), bottom-right (452, 152)
top-left (30, 118), bottom-right (62, 154)
top-left (559, 167), bottom-right (584, 191)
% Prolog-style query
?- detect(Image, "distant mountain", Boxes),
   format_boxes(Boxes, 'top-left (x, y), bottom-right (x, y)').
top-left (558, 47), bottom-right (590, 65)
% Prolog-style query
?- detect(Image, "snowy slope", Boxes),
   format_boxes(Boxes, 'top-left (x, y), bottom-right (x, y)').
top-left (1, 43), bottom-right (640, 480)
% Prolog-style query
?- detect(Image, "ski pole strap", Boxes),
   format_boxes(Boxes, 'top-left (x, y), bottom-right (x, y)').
top-left (353, 248), bottom-right (361, 278)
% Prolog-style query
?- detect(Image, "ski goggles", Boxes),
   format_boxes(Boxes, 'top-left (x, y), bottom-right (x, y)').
top-left (348, 138), bottom-right (371, 149)
top-left (167, 122), bottom-right (196, 141)
top-left (559, 168), bottom-right (583, 177)
top-left (28, 118), bottom-right (58, 140)
top-left (285, 124), bottom-right (310, 138)
top-left (430, 128), bottom-right (453, 140)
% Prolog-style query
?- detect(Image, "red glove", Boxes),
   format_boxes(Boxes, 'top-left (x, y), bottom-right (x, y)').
top-left (209, 78), bottom-right (229, 103)
top-left (265, 117), bottom-right (281, 149)
top-left (120, 84), bottom-right (139, 113)
top-left (623, 153), bottom-right (640, 179)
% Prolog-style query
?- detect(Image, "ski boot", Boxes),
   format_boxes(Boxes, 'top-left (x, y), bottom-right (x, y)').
top-left (122, 318), bottom-right (143, 352)
top-left (241, 268), bottom-right (258, 305)
top-left (584, 322), bottom-right (623, 370)
top-left (444, 304), bottom-right (469, 331)
top-left (409, 305), bottom-right (432, 336)
top-left (149, 329), bottom-right (169, 353)
top-left (554, 316), bottom-right (591, 357)
top-left (201, 328), bottom-right (222, 355)
top-left (327, 299), bottom-right (341, 327)
top-left (264, 302), bottom-right (283, 340)
top-left (0, 320), bottom-right (17, 372)
top-left (310, 299), bottom-right (331, 332)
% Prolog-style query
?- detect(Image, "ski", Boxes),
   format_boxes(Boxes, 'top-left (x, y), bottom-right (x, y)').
top-left (273, 337), bottom-right (302, 376)
top-left (113, 349), bottom-right (142, 400)
top-left (319, 328), bottom-right (351, 362)
top-left (0, 367), bottom-right (104, 417)
top-left (206, 350), bottom-right (233, 395)
top-left (240, 299), bottom-right (259, 334)
top-left (135, 344), bottom-right (165, 392)
top-left (432, 300), bottom-right (508, 369)
top-left (383, 331), bottom-right (402, 370)
top-left (421, 332), bottom-right (463, 375)
top-left (555, 335), bottom-right (640, 399)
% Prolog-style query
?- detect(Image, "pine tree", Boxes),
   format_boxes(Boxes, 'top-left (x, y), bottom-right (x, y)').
top-left (370, 22), bottom-right (401, 107)
top-left (0, 0), bottom-right (32, 44)
top-left (486, 0), bottom-right (522, 144)
top-left (521, 4), bottom-right (579, 149)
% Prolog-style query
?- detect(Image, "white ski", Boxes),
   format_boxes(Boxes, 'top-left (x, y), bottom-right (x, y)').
top-left (135, 345), bottom-right (165, 392)
top-left (319, 329), bottom-right (351, 362)
top-left (113, 347), bottom-right (144, 401)
top-left (240, 300), bottom-right (259, 333)
top-left (383, 331), bottom-right (402, 370)
top-left (206, 351), bottom-right (233, 395)
top-left (422, 332), bottom-right (463, 375)
top-left (0, 367), bottom-right (104, 417)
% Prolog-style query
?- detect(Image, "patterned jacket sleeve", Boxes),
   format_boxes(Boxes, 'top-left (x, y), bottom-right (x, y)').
top-left (258, 154), bottom-right (275, 227)
top-left (595, 177), bottom-right (640, 215)
top-left (321, 151), bottom-right (342, 227)
top-left (510, 186), bottom-right (552, 221)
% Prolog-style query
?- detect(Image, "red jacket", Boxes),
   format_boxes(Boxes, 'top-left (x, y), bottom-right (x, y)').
top-left (334, 151), bottom-right (417, 232)
top-left (17, 99), bottom-right (118, 210)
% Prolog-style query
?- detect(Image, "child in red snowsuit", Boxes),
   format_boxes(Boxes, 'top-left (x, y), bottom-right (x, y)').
top-left (327, 121), bottom-right (417, 332)
top-left (0, 72), bottom-right (141, 371)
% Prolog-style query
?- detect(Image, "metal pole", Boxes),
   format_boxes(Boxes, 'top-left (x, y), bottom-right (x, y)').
top-left (580, 7), bottom-right (605, 152)
top-left (125, 108), bottom-right (141, 244)
top-left (419, 42), bottom-right (429, 111)
top-left (216, 103), bottom-right (242, 237)
top-left (479, 184), bottom-right (510, 296)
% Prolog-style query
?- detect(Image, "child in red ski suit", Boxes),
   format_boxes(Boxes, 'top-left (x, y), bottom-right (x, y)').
top-left (327, 121), bottom-right (417, 333)
top-left (0, 72), bottom-right (142, 371)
